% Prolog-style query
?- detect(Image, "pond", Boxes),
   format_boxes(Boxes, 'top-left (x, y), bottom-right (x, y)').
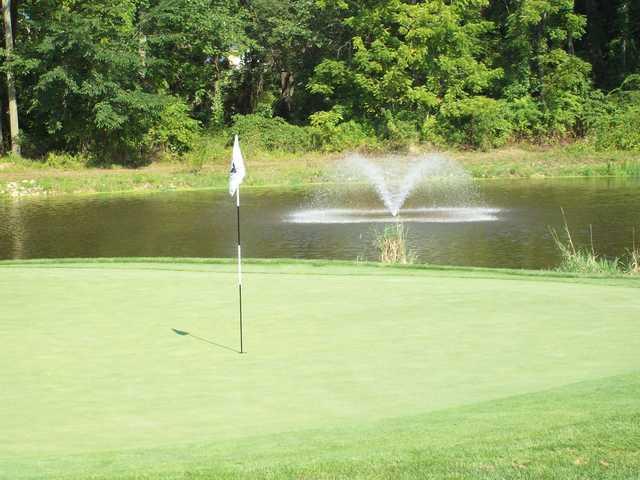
top-left (1, 178), bottom-right (639, 269)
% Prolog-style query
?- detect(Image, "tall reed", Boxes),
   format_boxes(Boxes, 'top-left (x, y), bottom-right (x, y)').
top-left (374, 223), bottom-right (415, 264)
top-left (628, 228), bottom-right (640, 274)
top-left (550, 209), bottom-right (638, 275)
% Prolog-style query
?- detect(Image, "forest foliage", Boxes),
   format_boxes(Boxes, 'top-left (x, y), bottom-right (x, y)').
top-left (1, 0), bottom-right (639, 164)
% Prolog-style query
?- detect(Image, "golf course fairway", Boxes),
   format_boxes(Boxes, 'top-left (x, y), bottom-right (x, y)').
top-left (1, 259), bottom-right (639, 479)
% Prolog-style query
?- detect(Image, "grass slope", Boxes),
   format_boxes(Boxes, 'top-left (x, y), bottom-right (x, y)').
top-left (2, 144), bottom-right (640, 198)
top-left (1, 260), bottom-right (639, 479)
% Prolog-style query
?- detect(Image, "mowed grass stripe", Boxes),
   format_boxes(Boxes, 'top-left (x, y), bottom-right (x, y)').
top-left (1, 261), bottom-right (639, 478)
top-left (5, 373), bottom-right (640, 479)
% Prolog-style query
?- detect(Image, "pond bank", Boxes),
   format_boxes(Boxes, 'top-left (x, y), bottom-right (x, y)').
top-left (1, 145), bottom-right (639, 198)
top-left (2, 257), bottom-right (639, 282)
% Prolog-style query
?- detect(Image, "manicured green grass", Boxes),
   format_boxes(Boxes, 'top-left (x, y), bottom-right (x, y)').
top-left (1, 259), bottom-right (639, 479)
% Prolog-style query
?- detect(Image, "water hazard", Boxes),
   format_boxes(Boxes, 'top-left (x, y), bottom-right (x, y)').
top-left (1, 178), bottom-right (639, 269)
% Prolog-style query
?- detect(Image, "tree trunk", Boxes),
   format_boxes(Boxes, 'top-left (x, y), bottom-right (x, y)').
top-left (3, 0), bottom-right (20, 155)
top-left (0, 4), bottom-right (4, 154)
top-left (0, 83), bottom-right (4, 154)
top-left (0, 110), bottom-right (4, 155)
top-left (583, 0), bottom-right (605, 84)
top-left (619, 0), bottom-right (629, 75)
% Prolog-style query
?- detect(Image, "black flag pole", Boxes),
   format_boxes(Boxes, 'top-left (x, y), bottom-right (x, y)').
top-left (230, 134), bottom-right (246, 354)
top-left (236, 187), bottom-right (244, 354)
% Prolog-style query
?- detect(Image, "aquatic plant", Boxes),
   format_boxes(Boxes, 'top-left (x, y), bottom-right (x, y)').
top-left (374, 223), bottom-right (414, 265)
top-left (550, 210), bottom-right (639, 275)
top-left (628, 228), bottom-right (640, 275)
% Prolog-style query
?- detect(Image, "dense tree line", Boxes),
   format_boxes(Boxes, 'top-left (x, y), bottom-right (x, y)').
top-left (1, 0), bottom-right (639, 163)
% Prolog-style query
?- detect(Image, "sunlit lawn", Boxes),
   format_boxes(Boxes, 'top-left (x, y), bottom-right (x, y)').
top-left (1, 259), bottom-right (639, 479)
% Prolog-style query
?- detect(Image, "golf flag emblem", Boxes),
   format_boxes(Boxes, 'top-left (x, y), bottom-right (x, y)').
top-left (229, 134), bottom-right (246, 196)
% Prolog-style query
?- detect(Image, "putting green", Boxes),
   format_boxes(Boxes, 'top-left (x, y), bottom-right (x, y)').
top-left (1, 260), bottom-right (639, 478)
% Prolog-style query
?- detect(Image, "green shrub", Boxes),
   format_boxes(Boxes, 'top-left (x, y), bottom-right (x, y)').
top-left (437, 96), bottom-right (512, 150)
top-left (254, 92), bottom-right (277, 119)
top-left (147, 98), bottom-right (201, 155)
top-left (309, 108), bottom-right (377, 151)
top-left (381, 110), bottom-right (419, 146)
top-left (43, 152), bottom-right (89, 170)
top-left (180, 131), bottom-right (229, 171)
top-left (231, 114), bottom-right (312, 152)
top-left (539, 50), bottom-right (593, 138)
top-left (419, 116), bottom-right (445, 146)
top-left (505, 96), bottom-right (546, 140)
top-left (89, 91), bottom-right (169, 166)
top-left (210, 79), bottom-right (227, 129)
top-left (590, 106), bottom-right (640, 151)
top-left (586, 75), bottom-right (640, 152)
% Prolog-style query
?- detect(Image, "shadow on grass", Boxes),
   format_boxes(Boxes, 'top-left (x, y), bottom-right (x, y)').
top-left (171, 328), bottom-right (240, 354)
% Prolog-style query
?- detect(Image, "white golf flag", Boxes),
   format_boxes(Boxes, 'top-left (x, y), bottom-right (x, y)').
top-left (229, 134), bottom-right (246, 196)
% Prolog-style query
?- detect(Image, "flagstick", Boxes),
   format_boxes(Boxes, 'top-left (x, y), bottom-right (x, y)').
top-left (236, 186), bottom-right (244, 354)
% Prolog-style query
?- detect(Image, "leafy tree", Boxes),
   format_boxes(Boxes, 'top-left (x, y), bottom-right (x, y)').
top-left (309, 0), bottom-right (501, 144)
top-left (491, 0), bottom-right (586, 89)
top-left (228, 0), bottom-right (336, 122)
top-left (141, 0), bottom-right (245, 124)
top-left (12, 1), bottom-right (197, 163)
top-left (575, 0), bottom-right (640, 89)
top-left (3, 0), bottom-right (640, 160)
top-left (484, 0), bottom-right (592, 138)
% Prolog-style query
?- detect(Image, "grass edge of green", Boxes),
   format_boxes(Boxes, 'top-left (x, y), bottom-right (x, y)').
top-left (2, 257), bottom-right (640, 285)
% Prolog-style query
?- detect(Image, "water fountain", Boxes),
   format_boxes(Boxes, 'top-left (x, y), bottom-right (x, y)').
top-left (287, 152), bottom-right (500, 224)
